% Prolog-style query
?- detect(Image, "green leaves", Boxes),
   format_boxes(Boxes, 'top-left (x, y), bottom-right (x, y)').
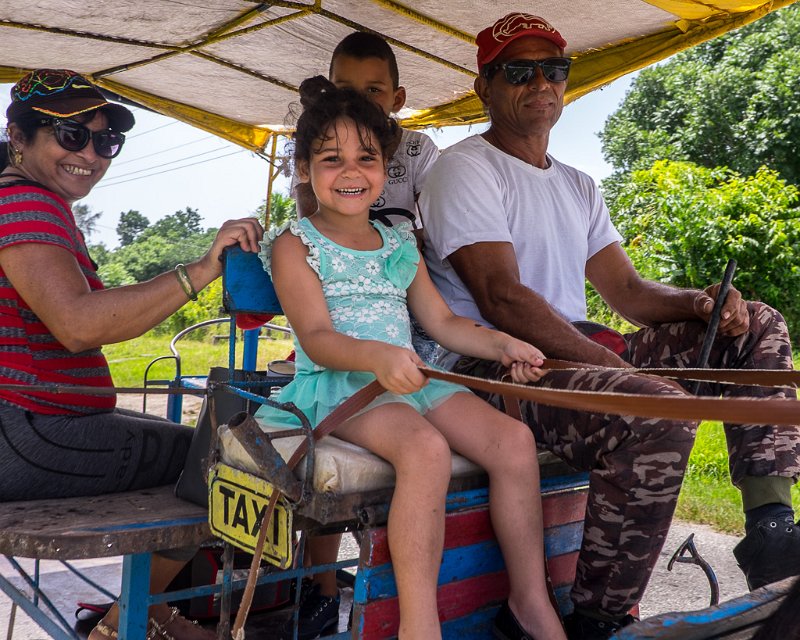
top-left (604, 161), bottom-right (800, 340)
top-left (600, 6), bottom-right (800, 185)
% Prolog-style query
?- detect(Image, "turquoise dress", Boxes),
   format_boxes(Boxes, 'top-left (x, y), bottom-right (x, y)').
top-left (254, 218), bottom-right (469, 430)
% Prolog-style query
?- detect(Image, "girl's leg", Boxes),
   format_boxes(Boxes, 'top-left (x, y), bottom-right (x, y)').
top-left (427, 393), bottom-right (566, 640)
top-left (335, 402), bottom-right (453, 640)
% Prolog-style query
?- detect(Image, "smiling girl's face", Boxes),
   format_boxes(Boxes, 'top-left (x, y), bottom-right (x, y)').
top-left (299, 116), bottom-right (386, 221)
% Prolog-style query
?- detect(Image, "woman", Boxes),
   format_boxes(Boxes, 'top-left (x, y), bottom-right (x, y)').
top-left (0, 69), bottom-right (263, 639)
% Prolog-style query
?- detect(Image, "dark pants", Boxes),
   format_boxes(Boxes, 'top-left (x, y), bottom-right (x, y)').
top-left (0, 406), bottom-right (192, 501)
top-left (453, 301), bottom-right (798, 615)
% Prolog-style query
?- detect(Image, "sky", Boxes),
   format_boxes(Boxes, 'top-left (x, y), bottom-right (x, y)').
top-left (1, 73), bottom-right (635, 248)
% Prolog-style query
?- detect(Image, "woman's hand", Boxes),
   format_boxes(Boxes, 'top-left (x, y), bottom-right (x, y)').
top-left (497, 335), bottom-right (546, 384)
top-left (200, 217), bottom-right (264, 277)
top-left (371, 345), bottom-right (428, 395)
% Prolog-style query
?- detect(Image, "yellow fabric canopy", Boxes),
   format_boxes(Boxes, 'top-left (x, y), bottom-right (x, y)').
top-left (1, 0), bottom-right (796, 151)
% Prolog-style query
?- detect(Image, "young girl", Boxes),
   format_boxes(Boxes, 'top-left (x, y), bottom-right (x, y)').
top-left (256, 75), bottom-right (566, 640)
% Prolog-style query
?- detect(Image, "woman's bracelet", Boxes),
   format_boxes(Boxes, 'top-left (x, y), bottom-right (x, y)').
top-left (174, 263), bottom-right (198, 301)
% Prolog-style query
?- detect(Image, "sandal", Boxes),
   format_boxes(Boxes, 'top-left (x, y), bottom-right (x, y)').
top-left (147, 607), bottom-right (216, 640)
top-left (87, 618), bottom-right (118, 640)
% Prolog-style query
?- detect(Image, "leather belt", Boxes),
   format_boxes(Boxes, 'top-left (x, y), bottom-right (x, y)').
top-left (542, 358), bottom-right (800, 389)
top-left (421, 366), bottom-right (800, 426)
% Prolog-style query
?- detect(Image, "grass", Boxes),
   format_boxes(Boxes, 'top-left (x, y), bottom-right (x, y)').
top-left (104, 329), bottom-right (294, 388)
top-left (106, 332), bottom-right (799, 535)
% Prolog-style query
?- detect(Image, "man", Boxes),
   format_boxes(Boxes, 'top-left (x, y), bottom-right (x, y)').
top-left (420, 13), bottom-right (800, 640)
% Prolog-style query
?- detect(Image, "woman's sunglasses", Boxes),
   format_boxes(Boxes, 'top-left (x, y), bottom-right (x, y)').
top-left (39, 118), bottom-right (126, 159)
top-left (485, 57), bottom-right (572, 85)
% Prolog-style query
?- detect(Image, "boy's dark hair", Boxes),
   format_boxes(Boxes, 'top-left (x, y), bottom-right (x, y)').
top-left (294, 76), bottom-right (397, 167)
top-left (329, 32), bottom-right (400, 89)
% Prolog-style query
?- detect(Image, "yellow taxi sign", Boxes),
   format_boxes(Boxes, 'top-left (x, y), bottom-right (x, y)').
top-left (208, 463), bottom-right (293, 569)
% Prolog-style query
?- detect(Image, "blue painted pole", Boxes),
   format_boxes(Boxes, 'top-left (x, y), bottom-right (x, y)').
top-left (242, 328), bottom-right (259, 371)
top-left (118, 553), bottom-right (151, 639)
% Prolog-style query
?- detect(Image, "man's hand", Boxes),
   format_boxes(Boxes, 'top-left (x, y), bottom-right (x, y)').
top-left (694, 283), bottom-right (749, 336)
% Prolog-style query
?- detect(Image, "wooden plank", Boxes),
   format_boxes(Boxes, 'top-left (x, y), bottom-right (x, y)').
top-left (356, 522), bottom-right (583, 601)
top-left (615, 577), bottom-right (795, 640)
top-left (354, 572), bottom-right (574, 638)
top-left (0, 485), bottom-right (210, 560)
top-left (361, 489), bottom-right (587, 568)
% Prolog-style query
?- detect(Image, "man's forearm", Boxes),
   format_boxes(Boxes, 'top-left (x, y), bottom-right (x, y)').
top-left (483, 293), bottom-right (628, 367)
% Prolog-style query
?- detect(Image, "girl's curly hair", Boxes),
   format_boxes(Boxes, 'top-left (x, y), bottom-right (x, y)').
top-left (292, 75), bottom-right (397, 166)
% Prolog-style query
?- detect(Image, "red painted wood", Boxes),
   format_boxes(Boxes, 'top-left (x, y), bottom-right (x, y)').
top-left (357, 571), bottom-right (510, 638)
top-left (547, 550), bottom-right (579, 588)
top-left (362, 489), bottom-right (587, 568)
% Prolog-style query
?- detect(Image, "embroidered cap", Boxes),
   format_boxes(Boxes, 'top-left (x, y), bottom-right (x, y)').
top-left (6, 69), bottom-right (135, 132)
top-left (476, 13), bottom-right (567, 72)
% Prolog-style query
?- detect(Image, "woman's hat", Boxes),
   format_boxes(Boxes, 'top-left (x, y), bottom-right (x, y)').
top-left (6, 69), bottom-right (135, 132)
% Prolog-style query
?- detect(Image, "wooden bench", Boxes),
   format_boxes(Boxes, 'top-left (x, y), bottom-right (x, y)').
top-left (0, 486), bottom-right (210, 639)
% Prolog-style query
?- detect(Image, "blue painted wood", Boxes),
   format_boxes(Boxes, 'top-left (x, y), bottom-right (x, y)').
top-left (242, 328), bottom-right (259, 371)
top-left (118, 553), bottom-right (151, 639)
top-left (356, 523), bottom-right (583, 601)
top-left (222, 246), bottom-right (282, 315)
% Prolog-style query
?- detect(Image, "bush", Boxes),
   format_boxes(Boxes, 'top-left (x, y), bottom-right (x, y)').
top-left (597, 160), bottom-right (800, 341)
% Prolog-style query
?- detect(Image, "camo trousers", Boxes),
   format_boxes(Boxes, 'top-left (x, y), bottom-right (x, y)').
top-left (452, 301), bottom-right (798, 615)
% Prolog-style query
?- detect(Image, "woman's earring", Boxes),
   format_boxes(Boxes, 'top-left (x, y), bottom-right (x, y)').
top-left (11, 147), bottom-right (22, 166)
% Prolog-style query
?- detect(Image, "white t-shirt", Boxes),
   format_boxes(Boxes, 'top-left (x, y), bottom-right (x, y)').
top-left (291, 128), bottom-right (438, 229)
top-left (370, 128), bottom-right (438, 229)
top-left (421, 134), bottom-right (622, 326)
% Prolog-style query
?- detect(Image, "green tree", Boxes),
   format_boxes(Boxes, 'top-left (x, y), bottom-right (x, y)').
top-left (600, 160), bottom-right (800, 340)
top-left (117, 210), bottom-right (150, 246)
top-left (73, 202), bottom-right (102, 240)
top-left (141, 207), bottom-right (203, 241)
top-left (600, 6), bottom-right (800, 185)
top-left (255, 191), bottom-right (297, 231)
top-left (114, 229), bottom-right (216, 282)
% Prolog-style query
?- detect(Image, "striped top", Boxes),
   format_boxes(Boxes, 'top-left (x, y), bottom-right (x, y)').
top-left (0, 182), bottom-right (115, 414)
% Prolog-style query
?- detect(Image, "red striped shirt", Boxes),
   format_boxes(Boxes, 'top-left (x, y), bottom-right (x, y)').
top-left (0, 183), bottom-right (115, 414)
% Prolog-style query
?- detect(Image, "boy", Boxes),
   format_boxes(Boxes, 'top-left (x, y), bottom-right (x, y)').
top-left (286, 32), bottom-right (440, 640)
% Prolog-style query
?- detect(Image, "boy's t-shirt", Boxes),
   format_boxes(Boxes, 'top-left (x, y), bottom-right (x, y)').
top-left (368, 128), bottom-right (438, 230)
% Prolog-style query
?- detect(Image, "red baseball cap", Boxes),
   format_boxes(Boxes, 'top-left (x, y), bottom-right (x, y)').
top-left (476, 14), bottom-right (567, 72)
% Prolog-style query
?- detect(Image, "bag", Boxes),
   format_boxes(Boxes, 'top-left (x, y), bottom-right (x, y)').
top-left (174, 366), bottom-right (282, 507)
top-left (572, 320), bottom-right (630, 361)
top-left (166, 544), bottom-right (291, 620)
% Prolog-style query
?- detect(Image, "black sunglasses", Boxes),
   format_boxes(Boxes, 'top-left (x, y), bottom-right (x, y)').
top-left (39, 118), bottom-right (126, 159)
top-left (485, 57), bottom-right (572, 85)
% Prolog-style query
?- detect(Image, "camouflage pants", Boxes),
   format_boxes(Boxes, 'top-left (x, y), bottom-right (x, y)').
top-left (452, 301), bottom-right (798, 615)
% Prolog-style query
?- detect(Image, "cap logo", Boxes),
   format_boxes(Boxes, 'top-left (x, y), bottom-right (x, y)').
top-left (492, 13), bottom-right (557, 42)
top-left (11, 69), bottom-right (88, 103)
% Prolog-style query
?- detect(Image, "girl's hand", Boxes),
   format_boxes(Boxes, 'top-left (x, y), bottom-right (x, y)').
top-left (498, 336), bottom-right (546, 384)
top-left (372, 345), bottom-right (428, 395)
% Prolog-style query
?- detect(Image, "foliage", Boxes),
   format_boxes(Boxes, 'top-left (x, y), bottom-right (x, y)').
top-left (73, 202), bottom-right (102, 240)
top-left (600, 6), bottom-right (800, 186)
top-left (140, 206), bottom-right (203, 241)
top-left (117, 210), bottom-right (150, 246)
top-left (97, 261), bottom-right (136, 287)
top-left (255, 191), bottom-right (297, 231)
top-left (105, 207), bottom-right (218, 283)
top-left (597, 160), bottom-right (800, 341)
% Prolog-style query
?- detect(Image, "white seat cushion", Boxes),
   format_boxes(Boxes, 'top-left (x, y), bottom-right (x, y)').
top-left (218, 418), bottom-right (484, 495)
